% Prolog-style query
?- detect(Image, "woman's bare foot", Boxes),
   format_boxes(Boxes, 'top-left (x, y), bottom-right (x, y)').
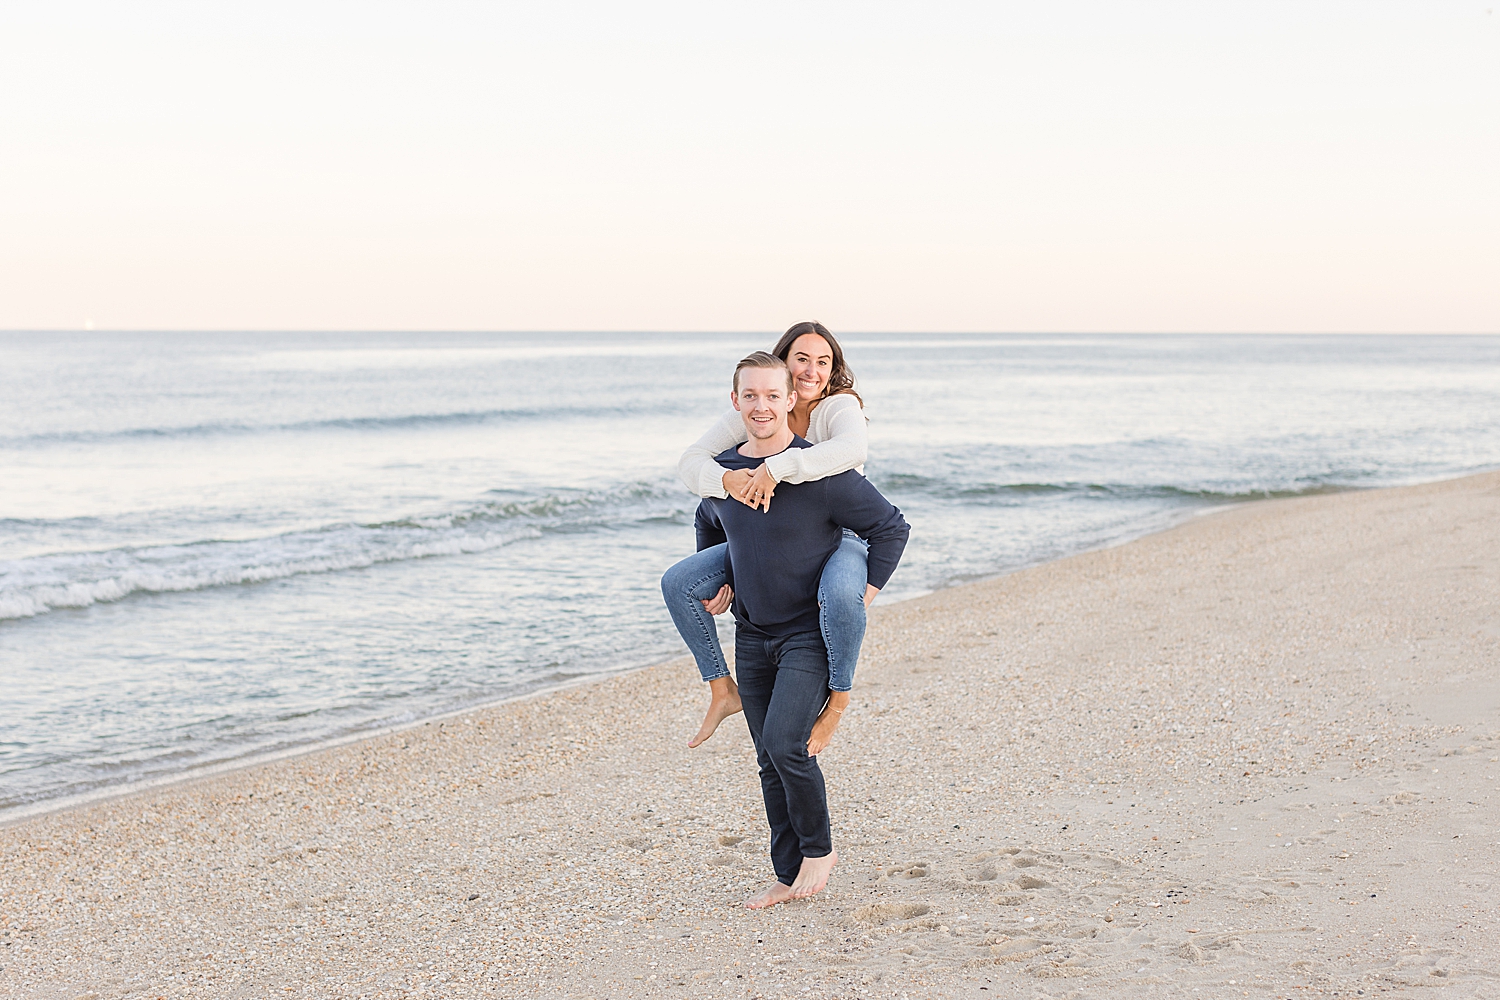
top-left (807, 691), bottom-right (849, 756)
top-left (743, 880), bottom-right (796, 909)
top-left (805, 706), bottom-right (839, 756)
top-left (789, 850), bottom-right (838, 899)
top-left (688, 676), bottom-right (742, 748)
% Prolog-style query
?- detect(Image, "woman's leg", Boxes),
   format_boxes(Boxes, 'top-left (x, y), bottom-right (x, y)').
top-left (818, 532), bottom-right (869, 692)
top-left (660, 544), bottom-right (730, 682)
top-left (660, 544), bottom-right (742, 747)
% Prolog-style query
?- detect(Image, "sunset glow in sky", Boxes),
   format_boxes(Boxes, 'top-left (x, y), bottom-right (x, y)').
top-left (2, 2), bottom-right (1497, 332)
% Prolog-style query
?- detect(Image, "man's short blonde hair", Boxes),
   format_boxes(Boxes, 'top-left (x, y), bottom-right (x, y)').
top-left (733, 351), bottom-right (794, 394)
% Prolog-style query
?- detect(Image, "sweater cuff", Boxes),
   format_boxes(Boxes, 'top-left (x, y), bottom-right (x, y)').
top-left (764, 451), bottom-right (797, 484)
top-left (699, 463), bottom-right (730, 499)
top-left (865, 555), bottom-right (899, 591)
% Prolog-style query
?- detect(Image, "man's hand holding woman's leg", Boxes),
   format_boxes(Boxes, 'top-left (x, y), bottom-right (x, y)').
top-left (701, 584), bottom-right (732, 616)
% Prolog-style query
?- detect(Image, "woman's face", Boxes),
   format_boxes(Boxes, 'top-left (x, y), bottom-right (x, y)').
top-left (786, 334), bottom-right (834, 403)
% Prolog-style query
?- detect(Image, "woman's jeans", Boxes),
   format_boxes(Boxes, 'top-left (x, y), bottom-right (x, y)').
top-left (659, 530), bottom-right (869, 691)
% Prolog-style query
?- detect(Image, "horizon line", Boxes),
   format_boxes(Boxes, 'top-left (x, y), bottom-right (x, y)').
top-left (2, 329), bottom-right (1497, 337)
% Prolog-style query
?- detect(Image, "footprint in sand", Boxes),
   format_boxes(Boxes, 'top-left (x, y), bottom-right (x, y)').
top-left (886, 862), bottom-right (930, 879)
top-left (1175, 941), bottom-right (1210, 964)
top-left (963, 849), bottom-right (1020, 878)
top-left (851, 902), bottom-right (932, 926)
top-left (716, 834), bottom-right (746, 847)
top-left (986, 937), bottom-right (1049, 959)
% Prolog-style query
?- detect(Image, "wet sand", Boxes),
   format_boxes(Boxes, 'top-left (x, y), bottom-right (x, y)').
top-left (3, 471), bottom-right (1499, 999)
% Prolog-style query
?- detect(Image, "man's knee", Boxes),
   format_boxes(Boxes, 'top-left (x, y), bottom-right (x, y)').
top-left (761, 721), bottom-right (811, 770)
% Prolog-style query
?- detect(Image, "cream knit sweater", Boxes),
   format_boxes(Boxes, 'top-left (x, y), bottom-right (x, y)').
top-left (677, 393), bottom-right (868, 499)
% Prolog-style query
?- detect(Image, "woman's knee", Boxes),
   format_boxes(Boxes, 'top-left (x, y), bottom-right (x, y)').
top-left (660, 562), bottom-right (689, 601)
top-left (820, 541), bottom-right (867, 601)
top-left (661, 548), bottom-right (726, 602)
top-left (820, 580), bottom-right (865, 616)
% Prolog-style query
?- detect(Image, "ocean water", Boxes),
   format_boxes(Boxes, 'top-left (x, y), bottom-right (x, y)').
top-left (3, 332), bottom-right (1499, 815)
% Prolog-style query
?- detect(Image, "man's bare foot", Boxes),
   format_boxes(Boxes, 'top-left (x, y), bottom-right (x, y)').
top-left (789, 849), bottom-right (838, 899)
top-left (688, 676), bottom-right (742, 748)
top-left (743, 880), bottom-right (796, 909)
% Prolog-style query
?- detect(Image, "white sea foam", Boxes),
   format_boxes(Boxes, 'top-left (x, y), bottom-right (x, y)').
top-left (0, 526), bottom-right (542, 619)
top-left (0, 480), bottom-right (687, 620)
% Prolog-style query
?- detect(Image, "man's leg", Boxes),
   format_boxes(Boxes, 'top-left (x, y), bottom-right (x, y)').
top-left (759, 631), bottom-right (837, 899)
top-left (733, 625), bottom-right (800, 909)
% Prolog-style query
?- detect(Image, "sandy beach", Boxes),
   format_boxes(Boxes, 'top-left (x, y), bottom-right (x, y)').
top-left (3, 470), bottom-right (1498, 999)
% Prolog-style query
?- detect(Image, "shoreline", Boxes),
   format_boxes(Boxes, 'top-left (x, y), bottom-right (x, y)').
top-left (1, 473), bottom-right (1411, 828)
top-left (4, 469), bottom-right (1499, 998)
top-left (0, 668), bottom-right (634, 830)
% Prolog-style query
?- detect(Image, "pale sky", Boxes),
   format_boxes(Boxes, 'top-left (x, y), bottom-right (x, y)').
top-left (1, 2), bottom-right (1497, 333)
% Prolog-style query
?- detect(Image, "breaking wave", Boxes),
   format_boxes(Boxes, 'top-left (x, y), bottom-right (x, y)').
top-left (0, 404), bottom-right (702, 449)
top-left (0, 480), bottom-right (691, 621)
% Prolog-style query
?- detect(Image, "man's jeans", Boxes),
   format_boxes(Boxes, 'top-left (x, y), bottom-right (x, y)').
top-left (660, 532), bottom-right (868, 690)
top-left (734, 623), bottom-right (833, 885)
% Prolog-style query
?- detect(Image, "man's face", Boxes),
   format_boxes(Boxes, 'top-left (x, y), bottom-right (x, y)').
top-left (731, 367), bottom-right (797, 440)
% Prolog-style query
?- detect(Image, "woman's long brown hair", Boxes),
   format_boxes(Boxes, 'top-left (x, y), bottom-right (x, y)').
top-left (770, 321), bottom-right (863, 407)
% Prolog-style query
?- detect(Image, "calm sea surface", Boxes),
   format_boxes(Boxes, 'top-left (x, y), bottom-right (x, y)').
top-left (3, 332), bottom-right (1499, 814)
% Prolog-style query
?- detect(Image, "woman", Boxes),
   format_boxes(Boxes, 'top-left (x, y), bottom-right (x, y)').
top-left (661, 321), bottom-right (872, 751)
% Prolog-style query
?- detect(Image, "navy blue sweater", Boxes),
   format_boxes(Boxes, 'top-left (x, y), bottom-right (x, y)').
top-left (695, 436), bottom-right (910, 635)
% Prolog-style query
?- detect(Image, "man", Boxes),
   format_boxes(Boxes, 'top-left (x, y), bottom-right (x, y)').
top-left (692, 351), bottom-right (909, 908)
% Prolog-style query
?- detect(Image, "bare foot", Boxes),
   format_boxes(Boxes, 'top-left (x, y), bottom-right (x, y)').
top-left (688, 676), bottom-right (742, 748)
top-left (806, 707), bottom-right (840, 756)
top-left (789, 849), bottom-right (838, 899)
top-left (743, 880), bottom-right (796, 909)
top-left (807, 691), bottom-right (849, 757)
